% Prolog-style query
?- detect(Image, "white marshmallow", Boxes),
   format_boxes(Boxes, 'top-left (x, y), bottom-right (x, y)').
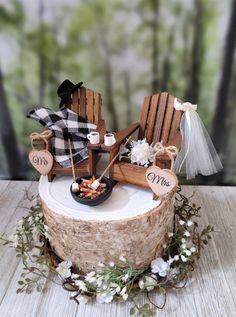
top-left (90, 179), bottom-right (100, 190)
top-left (72, 182), bottom-right (80, 193)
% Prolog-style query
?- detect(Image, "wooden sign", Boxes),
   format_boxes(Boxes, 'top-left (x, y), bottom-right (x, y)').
top-left (145, 166), bottom-right (178, 198)
top-left (29, 150), bottom-right (53, 175)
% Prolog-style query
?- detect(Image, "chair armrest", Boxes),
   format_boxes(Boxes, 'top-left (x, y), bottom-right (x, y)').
top-left (101, 122), bottom-right (139, 151)
top-left (87, 119), bottom-right (106, 150)
top-left (115, 122), bottom-right (139, 144)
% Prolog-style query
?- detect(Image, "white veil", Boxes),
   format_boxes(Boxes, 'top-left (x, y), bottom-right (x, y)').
top-left (173, 99), bottom-right (223, 180)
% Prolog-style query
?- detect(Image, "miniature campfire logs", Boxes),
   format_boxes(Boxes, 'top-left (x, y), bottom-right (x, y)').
top-left (76, 176), bottom-right (107, 200)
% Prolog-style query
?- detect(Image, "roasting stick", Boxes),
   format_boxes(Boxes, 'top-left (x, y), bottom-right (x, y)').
top-left (91, 137), bottom-right (131, 190)
top-left (68, 138), bottom-right (80, 193)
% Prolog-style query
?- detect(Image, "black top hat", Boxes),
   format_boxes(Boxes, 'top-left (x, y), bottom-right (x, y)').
top-left (57, 79), bottom-right (83, 107)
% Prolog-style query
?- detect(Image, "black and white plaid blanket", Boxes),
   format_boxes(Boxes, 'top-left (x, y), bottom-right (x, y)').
top-left (27, 107), bottom-right (96, 167)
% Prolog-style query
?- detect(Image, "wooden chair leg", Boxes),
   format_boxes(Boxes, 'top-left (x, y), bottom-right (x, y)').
top-left (152, 193), bottom-right (159, 200)
top-left (88, 149), bottom-right (95, 176)
top-left (109, 148), bottom-right (119, 180)
top-left (47, 172), bottom-right (55, 182)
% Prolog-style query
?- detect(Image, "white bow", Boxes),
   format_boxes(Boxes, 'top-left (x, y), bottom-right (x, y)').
top-left (174, 99), bottom-right (197, 112)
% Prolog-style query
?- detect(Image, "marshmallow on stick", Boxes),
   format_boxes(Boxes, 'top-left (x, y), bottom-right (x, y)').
top-left (68, 138), bottom-right (80, 193)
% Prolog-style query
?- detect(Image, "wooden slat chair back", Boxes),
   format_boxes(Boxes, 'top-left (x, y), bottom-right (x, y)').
top-left (47, 86), bottom-right (103, 182)
top-left (65, 87), bottom-right (102, 125)
top-left (109, 92), bottom-right (183, 187)
top-left (138, 92), bottom-right (182, 148)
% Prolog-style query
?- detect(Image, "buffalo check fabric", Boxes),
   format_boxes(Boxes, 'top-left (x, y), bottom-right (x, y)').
top-left (27, 107), bottom-right (96, 167)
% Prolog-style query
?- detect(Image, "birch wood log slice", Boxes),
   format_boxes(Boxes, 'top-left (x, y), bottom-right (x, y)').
top-left (39, 176), bottom-right (175, 273)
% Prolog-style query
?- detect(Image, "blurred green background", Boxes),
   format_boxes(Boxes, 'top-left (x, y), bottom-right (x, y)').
top-left (0, 0), bottom-right (235, 184)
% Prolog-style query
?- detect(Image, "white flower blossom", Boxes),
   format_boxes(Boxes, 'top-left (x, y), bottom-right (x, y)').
top-left (167, 257), bottom-right (174, 265)
top-left (138, 279), bottom-right (145, 289)
top-left (181, 238), bottom-right (186, 243)
top-left (119, 255), bottom-right (127, 262)
top-left (71, 273), bottom-right (79, 280)
top-left (28, 217), bottom-right (33, 225)
top-left (56, 261), bottom-right (72, 278)
top-left (85, 271), bottom-right (96, 284)
top-left (32, 227), bottom-right (40, 241)
top-left (138, 276), bottom-right (157, 291)
top-left (174, 255), bottom-right (179, 261)
top-left (96, 288), bottom-right (116, 304)
top-left (184, 249), bottom-right (192, 256)
top-left (184, 231), bottom-right (191, 237)
top-left (96, 276), bottom-right (104, 287)
top-left (102, 282), bottom-right (109, 290)
top-left (122, 273), bottom-right (129, 282)
top-left (181, 243), bottom-right (187, 250)
top-left (129, 139), bottom-right (155, 166)
top-left (44, 224), bottom-right (49, 230)
top-left (43, 224), bottom-right (51, 240)
top-left (120, 286), bottom-right (127, 296)
top-left (179, 220), bottom-right (185, 225)
top-left (163, 244), bottom-right (167, 249)
top-left (190, 246), bottom-right (196, 253)
top-left (187, 220), bottom-right (194, 227)
top-left (151, 258), bottom-right (170, 277)
top-left (181, 255), bottom-right (188, 262)
top-left (109, 261), bottom-right (115, 267)
top-left (110, 282), bottom-right (118, 288)
top-left (96, 293), bottom-right (113, 304)
top-left (168, 232), bottom-right (174, 238)
top-left (11, 234), bottom-right (19, 248)
top-left (86, 271), bottom-right (96, 277)
top-left (77, 294), bottom-right (90, 304)
top-left (119, 286), bottom-right (129, 301)
top-left (56, 261), bottom-right (72, 279)
top-left (116, 286), bottom-right (121, 293)
top-left (75, 280), bottom-right (88, 292)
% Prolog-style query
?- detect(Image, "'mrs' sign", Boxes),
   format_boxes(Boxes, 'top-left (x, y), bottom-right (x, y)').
top-left (145, 166), bottom-right (178, 197)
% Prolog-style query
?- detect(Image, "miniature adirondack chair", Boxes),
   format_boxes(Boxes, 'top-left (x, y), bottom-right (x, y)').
top-left (107, 92), bottom-right (183, 188)
top-left (46, 86), bottom-right (106, 182)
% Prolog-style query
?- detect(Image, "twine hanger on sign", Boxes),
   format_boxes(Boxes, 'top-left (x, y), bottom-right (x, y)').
top-left (153, 141), bottom-right (178, 171)
top-left (30, 130), bottom-right (53, 151)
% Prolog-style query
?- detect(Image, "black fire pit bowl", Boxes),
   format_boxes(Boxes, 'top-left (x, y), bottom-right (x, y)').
top-left (70, 175), bottom-right (113, 206)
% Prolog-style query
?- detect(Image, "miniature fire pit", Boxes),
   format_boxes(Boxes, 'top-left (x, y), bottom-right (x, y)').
top-left (70, 175), bottom-right (113, 206)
